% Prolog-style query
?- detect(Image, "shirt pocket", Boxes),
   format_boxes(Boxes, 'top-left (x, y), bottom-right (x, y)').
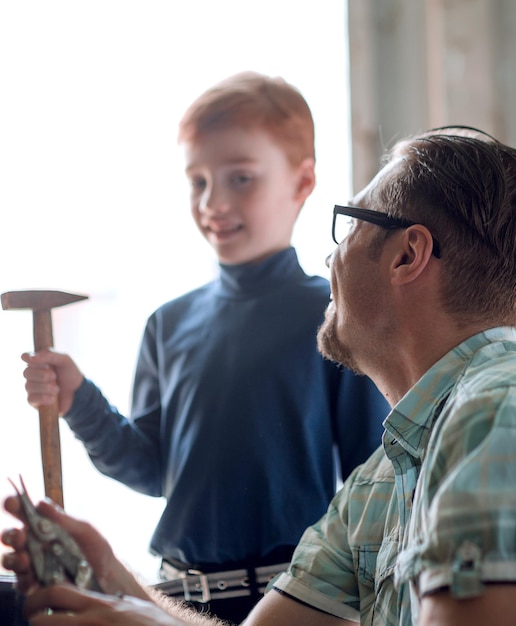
top-left (357, 544), bottom-right (381, 588)
top-left (356, 537), bottom-right (400, 624)
top-left (375, 536), bottom-right (399, 592)
top-left (357, 536), bottom-right (399, 590)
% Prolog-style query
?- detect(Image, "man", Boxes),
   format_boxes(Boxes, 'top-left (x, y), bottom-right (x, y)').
top-left (3, 127), bottom-right (516, 625)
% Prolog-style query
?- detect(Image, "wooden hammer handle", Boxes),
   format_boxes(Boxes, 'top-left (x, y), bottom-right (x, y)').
top-left (33, 309), bottom-right (64, 508)
top-left (38, 403), bottom-right (64, 507)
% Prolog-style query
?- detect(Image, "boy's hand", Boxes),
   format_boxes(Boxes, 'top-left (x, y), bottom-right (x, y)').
top-left (22, 349), bottom-right (84, 416)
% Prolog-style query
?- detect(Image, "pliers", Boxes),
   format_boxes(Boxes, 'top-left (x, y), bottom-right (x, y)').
top-left (9, 476), bottom-right (102, 592)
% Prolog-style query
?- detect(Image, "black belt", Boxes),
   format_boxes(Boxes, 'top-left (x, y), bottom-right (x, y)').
top-left (154, 561), bottom-right (290, 603)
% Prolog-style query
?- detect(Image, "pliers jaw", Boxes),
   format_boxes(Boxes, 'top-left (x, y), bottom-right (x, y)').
top-left (9, 476), bottom-right (101, 592)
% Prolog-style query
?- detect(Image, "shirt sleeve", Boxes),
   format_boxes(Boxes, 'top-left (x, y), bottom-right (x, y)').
top-left (400, 386), bottom-right (516, 599)
top-left (62, 317), bottom-right (163, 496)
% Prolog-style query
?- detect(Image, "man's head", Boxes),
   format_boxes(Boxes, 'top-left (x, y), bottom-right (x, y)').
top-left (179, 73), bottom-right (316, 264)
top-left (318, 128), bottom-right (516, 379)
top-left (379, 130), bottom-right (516, 323)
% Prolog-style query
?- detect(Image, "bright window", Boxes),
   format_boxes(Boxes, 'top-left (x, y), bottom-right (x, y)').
top-left (0, 0), bottom-right (350, 582)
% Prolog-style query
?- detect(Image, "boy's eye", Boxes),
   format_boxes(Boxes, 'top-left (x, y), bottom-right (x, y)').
top-left (230, 173), bottom-right (253, 186)
top-left (190, 177), bottom-right (206, 192)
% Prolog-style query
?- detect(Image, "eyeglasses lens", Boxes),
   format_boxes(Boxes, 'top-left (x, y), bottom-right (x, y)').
top-left (334, 214), bottom-right (353, 244)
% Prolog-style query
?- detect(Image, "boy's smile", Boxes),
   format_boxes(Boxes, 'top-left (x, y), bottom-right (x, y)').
top-left (183, 126), bottom-right (315, 265)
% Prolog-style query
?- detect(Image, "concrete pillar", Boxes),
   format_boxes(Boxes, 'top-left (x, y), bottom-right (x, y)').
top-left (348, 0), bottom-right (516, 192)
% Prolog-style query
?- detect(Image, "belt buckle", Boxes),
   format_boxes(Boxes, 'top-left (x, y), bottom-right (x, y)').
top-left (182, 569), bottom-right (211, 603)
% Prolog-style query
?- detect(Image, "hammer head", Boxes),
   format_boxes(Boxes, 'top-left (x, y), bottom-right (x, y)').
top-left (1, 290), bottom-right (88, 312)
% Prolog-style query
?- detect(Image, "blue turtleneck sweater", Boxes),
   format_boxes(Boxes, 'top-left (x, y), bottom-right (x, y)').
top-left (65, 248), bottom-right (388, 567)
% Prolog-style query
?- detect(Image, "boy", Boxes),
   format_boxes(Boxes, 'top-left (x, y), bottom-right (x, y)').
top-left (21, 72), bottom-right (387, 623)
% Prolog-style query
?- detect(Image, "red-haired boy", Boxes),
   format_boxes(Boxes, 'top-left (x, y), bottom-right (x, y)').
top-left (21, 72), bottom-right (387, 623)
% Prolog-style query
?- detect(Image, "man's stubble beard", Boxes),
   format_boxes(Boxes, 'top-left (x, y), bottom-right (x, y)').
top-left (317, 308), bottom-right (362, 376)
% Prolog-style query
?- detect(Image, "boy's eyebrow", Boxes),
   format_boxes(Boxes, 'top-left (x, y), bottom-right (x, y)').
top-left (185, 156), bottom-right (259, 173)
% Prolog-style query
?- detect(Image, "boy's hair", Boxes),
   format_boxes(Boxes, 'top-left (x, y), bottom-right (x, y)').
top-left (373, 129), bottom-right (516, 324)
top-left (178, 71), bottom-right (315, 166)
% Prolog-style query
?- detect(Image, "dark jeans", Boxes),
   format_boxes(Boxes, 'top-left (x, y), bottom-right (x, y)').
top-left (0, 578), bottom-right (28, 626)
top-left (185, 593), bottom-right (262, 625)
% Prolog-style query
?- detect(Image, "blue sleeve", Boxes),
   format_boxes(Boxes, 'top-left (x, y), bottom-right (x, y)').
top-left (63, 317), bottom-right (163, 496)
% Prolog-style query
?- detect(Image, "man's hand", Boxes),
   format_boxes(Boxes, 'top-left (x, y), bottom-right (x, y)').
top-left (2, 497), bottom-right (226, 625)
top-left (1, 494), bottom-right (148, 600)
top-left (22, 349), bottom-right (84, 416)
top-left (1, 498), bottom-right (35, 594)
top-left (23, 585), bottom-right (189, 626)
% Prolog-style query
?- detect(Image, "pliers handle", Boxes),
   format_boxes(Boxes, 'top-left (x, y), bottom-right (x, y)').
top-left (9, 476), bottom-right (102, 592)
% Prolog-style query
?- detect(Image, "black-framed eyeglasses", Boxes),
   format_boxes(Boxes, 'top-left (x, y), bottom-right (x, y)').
top-left (332, 205), bottom-right (441, 258)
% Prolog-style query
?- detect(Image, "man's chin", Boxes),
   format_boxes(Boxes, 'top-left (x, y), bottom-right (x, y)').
top-left (317, 321), bottom-right (362, 375)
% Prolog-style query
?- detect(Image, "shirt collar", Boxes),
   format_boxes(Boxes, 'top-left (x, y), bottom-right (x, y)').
top-left (384, 327), bottom-right (516, 458)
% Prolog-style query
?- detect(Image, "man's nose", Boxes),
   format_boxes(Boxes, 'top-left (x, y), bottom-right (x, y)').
top-left (325, 250), bottom-right (336, 268)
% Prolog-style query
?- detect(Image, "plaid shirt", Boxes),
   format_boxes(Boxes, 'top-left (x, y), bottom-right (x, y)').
top-left (272, 327), bottom-right (516, 625)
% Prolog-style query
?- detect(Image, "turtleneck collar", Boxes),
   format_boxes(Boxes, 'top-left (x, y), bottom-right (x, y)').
top-left (217, 247), bottom-right (306, 298)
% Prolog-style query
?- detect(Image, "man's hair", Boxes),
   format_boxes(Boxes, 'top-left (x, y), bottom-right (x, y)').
top-left (178, 71), bottom-right (315, 167)
top-left (373, 128), bottom-right (516, 323)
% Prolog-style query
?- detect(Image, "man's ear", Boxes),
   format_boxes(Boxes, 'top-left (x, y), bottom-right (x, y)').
top-left (391, 225), bottom-right (435, 286)
top-left (294, 157), bottom-right (316, 204)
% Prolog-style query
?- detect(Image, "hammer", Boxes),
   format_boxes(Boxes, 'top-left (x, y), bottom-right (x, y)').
top-left (1, 289), bottom-right (88, 508)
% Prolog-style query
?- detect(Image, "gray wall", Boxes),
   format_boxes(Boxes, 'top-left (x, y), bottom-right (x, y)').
top-left (348, 0), bottom-right (516, 192)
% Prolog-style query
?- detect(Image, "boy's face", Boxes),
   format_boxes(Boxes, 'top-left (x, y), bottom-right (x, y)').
top-left (183, 126), bottom-right (315, 264)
